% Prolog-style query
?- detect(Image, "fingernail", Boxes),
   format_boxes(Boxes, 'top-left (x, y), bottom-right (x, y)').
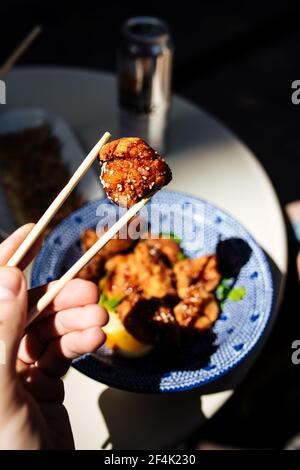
top-left (0, 268), bottom-right (22, 300)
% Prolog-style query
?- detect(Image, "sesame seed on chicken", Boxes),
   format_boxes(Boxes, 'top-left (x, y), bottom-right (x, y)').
top-left (99, 137), bottom-right (172, 206)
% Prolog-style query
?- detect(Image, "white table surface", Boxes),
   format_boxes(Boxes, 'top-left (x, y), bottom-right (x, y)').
top-left (3, 67), bottom-right (287, 450)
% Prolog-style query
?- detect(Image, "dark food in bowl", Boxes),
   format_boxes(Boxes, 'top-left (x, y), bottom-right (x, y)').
top-left (99, 137), bottom-right (172, 206)
top-left (79, 229), bottom-right (222, 356)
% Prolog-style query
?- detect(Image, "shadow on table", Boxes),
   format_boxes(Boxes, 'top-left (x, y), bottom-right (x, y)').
top-left (98, 387), bottom-right (206, 450)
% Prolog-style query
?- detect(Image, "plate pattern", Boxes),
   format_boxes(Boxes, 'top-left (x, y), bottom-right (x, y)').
top-left (32, 191), bottom-right (273, 393)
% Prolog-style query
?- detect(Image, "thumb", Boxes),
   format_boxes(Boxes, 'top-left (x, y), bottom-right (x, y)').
top-left (0, 267), bottom-right (27, 386)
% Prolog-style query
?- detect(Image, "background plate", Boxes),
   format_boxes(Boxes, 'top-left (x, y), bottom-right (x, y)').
top-left (0, 107), bottom-right (101, 234)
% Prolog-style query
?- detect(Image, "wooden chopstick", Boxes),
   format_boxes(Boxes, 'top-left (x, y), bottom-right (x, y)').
top-left (0, 26), bottom-right (42, 79)
top-left (7, 131), bottom-right (111, 268)
top-left (27, 197), bottom-right (150, 325)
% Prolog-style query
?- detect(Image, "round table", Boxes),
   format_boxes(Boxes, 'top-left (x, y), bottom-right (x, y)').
top-left (4, 67), bottom-right (287, 450)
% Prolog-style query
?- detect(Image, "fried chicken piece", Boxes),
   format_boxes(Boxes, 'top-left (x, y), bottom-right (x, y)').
top-left (99, 137), bottom-right (172, 206)
top-left (77, 229), bottom-right (135, 283)
top-left (101, 235), bottom-right (180, 299)
top-left (174, 284), bottom-right (220, 332)
top-left (174, 285), bottom-right (209, 327)
top-left (104, 253), bottom-right (139, 298)
top-left (174, 256), bottom-right (209, 298)
top-left (134, 240), bottom-right (177, 298)
top-left (144, 236), bottom-right (181, 265)
top-left (201, 255), bottom-right (221, 292)
top-left (117, 290), bottom-right (141, 321)
top-left (174, 255), bottom-right (221, 298)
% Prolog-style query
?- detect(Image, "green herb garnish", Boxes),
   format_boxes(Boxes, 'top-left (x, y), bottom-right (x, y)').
top-left (99, 290), bottom-right (107, 306)
top-left (216, 278), bottom-right (233, 301)
top-left (177, 251), bottom-right (189, 261)
top-left (216, 277), bottom-right (246, 309)
top-left (228, 287), bottom-right (246, 302)
top-left (99, 290), bottom-right (124, 312)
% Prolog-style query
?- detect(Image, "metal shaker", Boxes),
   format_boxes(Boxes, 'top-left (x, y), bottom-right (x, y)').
top-left (118, 17), bottom-right (173, 154)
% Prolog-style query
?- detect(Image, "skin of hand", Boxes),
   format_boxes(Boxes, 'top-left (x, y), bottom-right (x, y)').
top-left (0, 224), bottom-right (108, 450)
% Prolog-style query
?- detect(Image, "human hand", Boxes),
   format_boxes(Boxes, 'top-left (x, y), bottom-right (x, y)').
top-left (0, 224), bottom-right (108, 449)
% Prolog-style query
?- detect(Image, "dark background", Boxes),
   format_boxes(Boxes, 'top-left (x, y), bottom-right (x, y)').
top-left (1, 0), bottom-right (300, 449)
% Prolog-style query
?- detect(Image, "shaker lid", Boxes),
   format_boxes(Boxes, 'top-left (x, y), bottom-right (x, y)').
top-left (121, 17), bottom-right (171, 47)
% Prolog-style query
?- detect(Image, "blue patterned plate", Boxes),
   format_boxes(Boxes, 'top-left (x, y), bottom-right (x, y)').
top-left (31, 191), bottom-right (273, 393)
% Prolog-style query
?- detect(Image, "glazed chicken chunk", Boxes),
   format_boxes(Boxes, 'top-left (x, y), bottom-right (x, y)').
top-left (144, 236), bottom-right (181, 266)
top-left (173, 255), bottom-right (221, 332)
top-left (174, 255), bottom-right (221, 298)
top-left (102, 237), bottom-right (178, 300)
top-left (78, 229), bottom-right (135, 283)
top-left (99, 137), bottom-right (172, 206)
top-left (134, 240), bottom-right (177, 298)
top-left (104, 253), bottom-right (139, 299)
top-left (174, 284), bottom-right (220, 332)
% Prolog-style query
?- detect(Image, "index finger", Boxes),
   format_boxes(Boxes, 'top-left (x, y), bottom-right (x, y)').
top-left (0, 224), bottom-right (44, 270)
top-left (28, 278), bottom-right (100, 318)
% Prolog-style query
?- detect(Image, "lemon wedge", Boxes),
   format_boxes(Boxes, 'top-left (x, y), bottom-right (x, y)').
top-left (103, 311), bottom-right (153, 357)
